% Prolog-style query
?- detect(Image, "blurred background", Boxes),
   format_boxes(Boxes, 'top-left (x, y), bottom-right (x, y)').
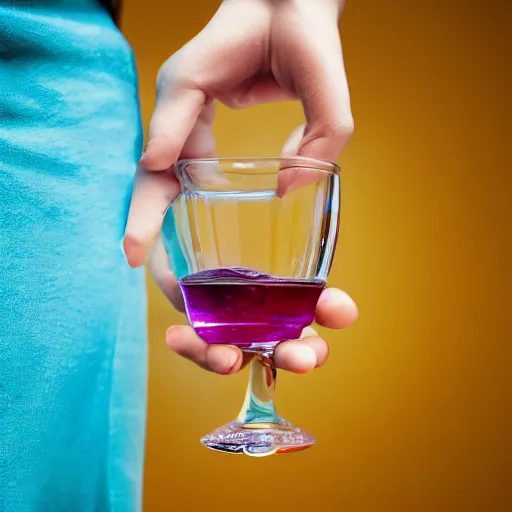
top-left (121, 0), bottom-right (511, 510)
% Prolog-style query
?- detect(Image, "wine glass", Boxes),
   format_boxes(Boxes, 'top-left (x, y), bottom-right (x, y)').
top-left (161, 157), bottom-right (340, 457)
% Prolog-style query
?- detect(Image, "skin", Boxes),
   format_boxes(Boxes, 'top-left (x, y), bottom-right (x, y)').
top-left (123, 0), bottom-right (357, 374)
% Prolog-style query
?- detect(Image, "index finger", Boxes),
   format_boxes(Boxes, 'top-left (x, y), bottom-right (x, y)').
top-left (123, 62), bottom-right (213, 268)
top-left (123, 167), bottom-right (180, 268)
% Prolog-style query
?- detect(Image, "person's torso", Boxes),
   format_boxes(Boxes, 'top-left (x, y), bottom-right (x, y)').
top-left (0, 0), bottom-right (142, 235)
top-left (0, 3), bottom-right (146, 510)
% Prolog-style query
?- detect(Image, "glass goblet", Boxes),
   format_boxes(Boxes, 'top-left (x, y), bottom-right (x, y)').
top-left (161, 157), bottom-right (340, 457)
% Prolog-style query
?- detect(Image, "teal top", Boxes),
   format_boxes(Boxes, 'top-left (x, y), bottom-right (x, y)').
top-left (0, 1), bottom-right (147, 510)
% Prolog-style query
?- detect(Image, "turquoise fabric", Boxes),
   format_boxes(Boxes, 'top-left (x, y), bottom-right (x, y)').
top-left (0, 1), bottom-right (147, 510)
top-left (162, 209), bottom-right (190, 281)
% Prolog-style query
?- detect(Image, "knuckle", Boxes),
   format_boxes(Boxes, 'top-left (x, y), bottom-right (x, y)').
top-left (300, 116), bottom-right (355, 159)
top-left (156, 51), bottom-right (191, 92)
top-left (156, 59), bottom-right (176, 88)
top-left (157, 43), bottom-right (208, 94)
top-left (326, 117), bottom-right (355, 141)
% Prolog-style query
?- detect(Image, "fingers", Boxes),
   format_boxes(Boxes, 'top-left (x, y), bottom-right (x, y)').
top-left (178, 100), bottom-right (217, 160)
top-left (315, 288), bottom-right (358, 328)
top-left (124, 65), bottom-right (215, 268)
top-left (219, 73), bottom-right (297, 109)
top-left (273, 289), bottom-right (358, 373)
top-left (147, 236), bottom-right (185, 312)
top-left (166, 324), bottom-right (326, 375)
top-left (174, 101), bottom-right (227, 189)
top-left (281, 124), bottom-right (306, 159)
top-left (123, 168), bottom-right (180, 268)
top-left (274, 327), bottom-right (329, 374)
top-left (166, 284), bottom-right (358, 376)
top-left (276, 3), bottom-right (352, 196)
top-left (278, 124), bottom-right (336, 197)
top-left (166, 324), bottom-right (332, 376)
top-left (166, 325), bottom-right (247, 374)
top-left (292, 6), bottom-right (354, 162)
top-left (166, 325), bottom-right (209, 370)
top-left (205, 344), bottom-right (249, 375)
top-left (141, 78), bottom-right (205, 171)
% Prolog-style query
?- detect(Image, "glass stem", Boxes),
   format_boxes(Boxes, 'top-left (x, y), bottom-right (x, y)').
top-left (237, 352), bottom-right (280, 426)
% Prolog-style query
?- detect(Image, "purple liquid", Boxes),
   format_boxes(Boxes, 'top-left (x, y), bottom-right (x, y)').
top-left (180, 267), bottom-right (325, 347)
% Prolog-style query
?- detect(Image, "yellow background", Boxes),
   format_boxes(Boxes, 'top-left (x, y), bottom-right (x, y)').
top-left (121, 0), bottom-right (511, 510)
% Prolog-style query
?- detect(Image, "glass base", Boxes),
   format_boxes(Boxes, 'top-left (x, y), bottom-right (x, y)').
top-left (200, 418), bottom-right (315, 457)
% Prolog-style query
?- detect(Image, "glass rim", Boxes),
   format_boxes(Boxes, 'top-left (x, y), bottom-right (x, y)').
top-left (173, 156), bottom-right (341, 175)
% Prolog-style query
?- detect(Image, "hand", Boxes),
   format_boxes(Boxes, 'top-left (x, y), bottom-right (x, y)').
top-left (124, 0), bottom-right (356, 374)
top-left (165, 288), bottom-right (358, 374)
top-left (148, 237), bottom-right (358, 374)
top-left (124, 0), bottom-right (353, 266)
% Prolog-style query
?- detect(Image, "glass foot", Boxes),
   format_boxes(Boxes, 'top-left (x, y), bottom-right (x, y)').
top-left (200, 419), bottom-right (315, 457)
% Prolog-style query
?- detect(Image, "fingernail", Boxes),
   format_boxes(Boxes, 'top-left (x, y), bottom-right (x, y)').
top-left (139, 141), bottom-right (152, 163)
top-left (225, 346), bottom-right (241, 374)
top-left (301, 326), bottom-right (318, 338)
